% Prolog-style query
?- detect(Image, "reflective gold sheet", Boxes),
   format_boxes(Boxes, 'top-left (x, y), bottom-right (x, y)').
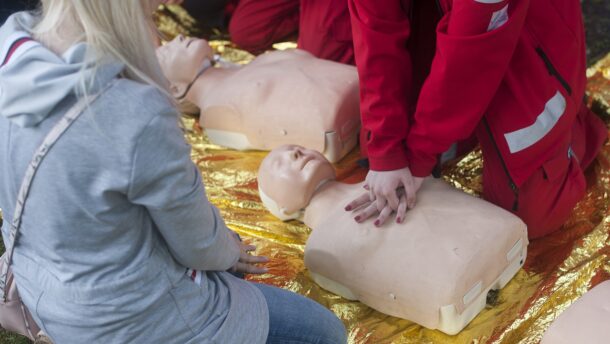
top-left (165, 7), bottom-right (610, 343)
top-left (180, 54), bottom-right (610, 344)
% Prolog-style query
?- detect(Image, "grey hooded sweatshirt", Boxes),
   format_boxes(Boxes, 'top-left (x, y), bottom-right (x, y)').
top-left (0, 12), bottom-right (268, 343)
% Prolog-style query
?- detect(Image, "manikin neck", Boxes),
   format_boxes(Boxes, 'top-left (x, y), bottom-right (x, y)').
top-left (184, 67), bottom-right (235, 108)
top-left (288, 179), bottom-right (333, 223)
top-left (303, 180), bottom-right (360, 229)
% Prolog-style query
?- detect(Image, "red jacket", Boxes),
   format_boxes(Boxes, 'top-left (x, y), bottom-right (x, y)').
top-left (350, 0), bottom-right (589, 187)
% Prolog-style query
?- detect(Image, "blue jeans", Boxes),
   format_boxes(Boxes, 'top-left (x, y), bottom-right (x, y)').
top-left (253, 283), bottom-right (347, 344)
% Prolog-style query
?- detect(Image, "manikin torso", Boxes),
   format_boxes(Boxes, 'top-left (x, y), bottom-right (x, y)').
top-left (301, 178), bottom-right (528, 333)
top-left (541, 280), bottom-right (610, 344)
top-left (187, 49), bottom-right (361, 162)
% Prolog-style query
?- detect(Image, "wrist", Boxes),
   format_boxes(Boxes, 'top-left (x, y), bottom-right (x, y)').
top-left (367, 154), bottom-right (409, 171)
top-left (406, 148), bottom-right (437, 177)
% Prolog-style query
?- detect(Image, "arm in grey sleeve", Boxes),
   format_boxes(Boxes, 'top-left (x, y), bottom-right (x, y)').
top-left (127, 108), bottom-right (240, 271)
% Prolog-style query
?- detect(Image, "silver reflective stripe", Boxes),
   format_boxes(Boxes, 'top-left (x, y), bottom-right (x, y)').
top-left (488, 4), bottom-right (509, 31)
top-left (440, 143), bottom-right (458, 164)
top-left (0, 82), bottom-right (114, 300)
top-left (504, 91), bottom-right (566, 154)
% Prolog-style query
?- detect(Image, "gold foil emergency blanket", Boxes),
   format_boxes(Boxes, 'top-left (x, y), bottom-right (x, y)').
top-left (7, 7), bottom-right (610, 344)
top-left (0, 5), bottom-right (604, 344)
top-left (179, 50), bottom-right (610, 343)
top-left (154, 4), bottom-right (610, 341)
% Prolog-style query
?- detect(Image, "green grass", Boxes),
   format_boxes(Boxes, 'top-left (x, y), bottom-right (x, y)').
top-left (0, 331), bottom-right (29, 344)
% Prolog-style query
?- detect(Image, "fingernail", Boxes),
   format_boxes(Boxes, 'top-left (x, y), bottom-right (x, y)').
top-left (345, 205), bottom-right (352, 211)
top-left (354, 216), bottom-right (361, 222)
top-left (397, 217), bottom-right (402, 223)
top-left (374, 220), bottom-right (380, 227)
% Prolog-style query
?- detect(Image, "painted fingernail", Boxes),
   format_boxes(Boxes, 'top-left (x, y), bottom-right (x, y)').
top-left (374, 220), bottom-right (380, 227)
top-left (345, 205), bottom-right (352, 211)
top-left (355, 216), bottom-right (361, 222)
top-left (397, 217), bottom-right (402, 223)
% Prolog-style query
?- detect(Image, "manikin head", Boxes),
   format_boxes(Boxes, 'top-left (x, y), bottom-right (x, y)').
top-left (258, 145), bottom-right (336, 221)
top-left (156, 35), bottom-right (212, 97)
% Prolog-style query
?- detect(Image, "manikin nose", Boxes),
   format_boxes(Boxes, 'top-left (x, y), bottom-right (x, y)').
top-left (290, 147), bottom-right (303, 160)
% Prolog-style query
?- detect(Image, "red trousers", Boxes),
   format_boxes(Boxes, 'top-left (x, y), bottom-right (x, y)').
top-left (229, 0), bottom-right (354, 64)
top-left (439, 1), bottom-right (609, 238)
top-left (480, 103), bottom-right (607, 239)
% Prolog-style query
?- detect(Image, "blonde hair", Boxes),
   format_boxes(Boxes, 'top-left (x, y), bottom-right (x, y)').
top-left (33, 0), bottom-right (169, 95)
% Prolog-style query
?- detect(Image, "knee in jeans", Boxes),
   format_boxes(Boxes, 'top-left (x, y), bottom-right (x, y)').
top-left (325, 314), bottom-right (347, 344)
top-left (311, 305), bottom-right (346, 344)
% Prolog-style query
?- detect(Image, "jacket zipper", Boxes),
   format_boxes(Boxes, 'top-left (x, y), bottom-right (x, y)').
top-left (535, 47), bottom-right (572, 95)
top-left (483, 118), bottom-right (519, 212)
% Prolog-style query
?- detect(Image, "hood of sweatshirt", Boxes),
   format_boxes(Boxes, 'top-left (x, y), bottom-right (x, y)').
top-left (0, 12), bottom-right (124, 127)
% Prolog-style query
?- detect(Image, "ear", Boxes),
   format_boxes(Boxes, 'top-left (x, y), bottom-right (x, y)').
top-left (279, 207), bottom-right (303, 222)
top-left (258, 186), bottom-right (303, 222)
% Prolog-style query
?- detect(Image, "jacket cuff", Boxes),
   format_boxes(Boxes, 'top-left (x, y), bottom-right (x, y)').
top-left (406, 148), bottom-right (437, 177)
top-left (368, 151), bottom-right (410, 171)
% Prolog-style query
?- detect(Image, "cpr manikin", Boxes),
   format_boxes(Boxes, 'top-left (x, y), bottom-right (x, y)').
top-left (541, 280), bottom-right (610, 344)
top-left (157, 37), bottom-right (360, 163)
top-left (257, 145), bottom-right (529, 335)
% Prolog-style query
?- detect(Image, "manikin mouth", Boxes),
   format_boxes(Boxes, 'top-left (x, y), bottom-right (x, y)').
top-left (300, 156), bottom-right (314, 170)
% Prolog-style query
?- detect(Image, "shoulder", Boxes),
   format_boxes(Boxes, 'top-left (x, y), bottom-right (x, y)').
top-left (94, 78), bottom-right (179, 131)
top-left (81, 78), bottom-right (182, 157)
top-left (106, 78), bottom-right (176, 118)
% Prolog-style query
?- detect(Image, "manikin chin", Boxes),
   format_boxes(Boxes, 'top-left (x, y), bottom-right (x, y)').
top-left (257, 145), bottom-right (529, 335)
top-left (157, 37), bottom-right (361, 163)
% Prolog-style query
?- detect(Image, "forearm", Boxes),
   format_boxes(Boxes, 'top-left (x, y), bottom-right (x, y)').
top-left (149, 191), bottom-right (241, 271)
top-left (349, 0), bottom-right (414, 171)
top-left (128, 106), bottom-right (240, 271)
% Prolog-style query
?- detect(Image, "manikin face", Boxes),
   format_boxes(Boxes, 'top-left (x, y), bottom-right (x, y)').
top-left (258, 145), bottom-right (336, 216)
top-left (156, 36), bottom-right (211, 87)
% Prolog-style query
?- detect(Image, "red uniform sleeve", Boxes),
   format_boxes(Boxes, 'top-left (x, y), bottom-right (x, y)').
top-left (348, 0), bottom-right (414, 171)
top-left (406, 0), bottom-right (530, 177)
